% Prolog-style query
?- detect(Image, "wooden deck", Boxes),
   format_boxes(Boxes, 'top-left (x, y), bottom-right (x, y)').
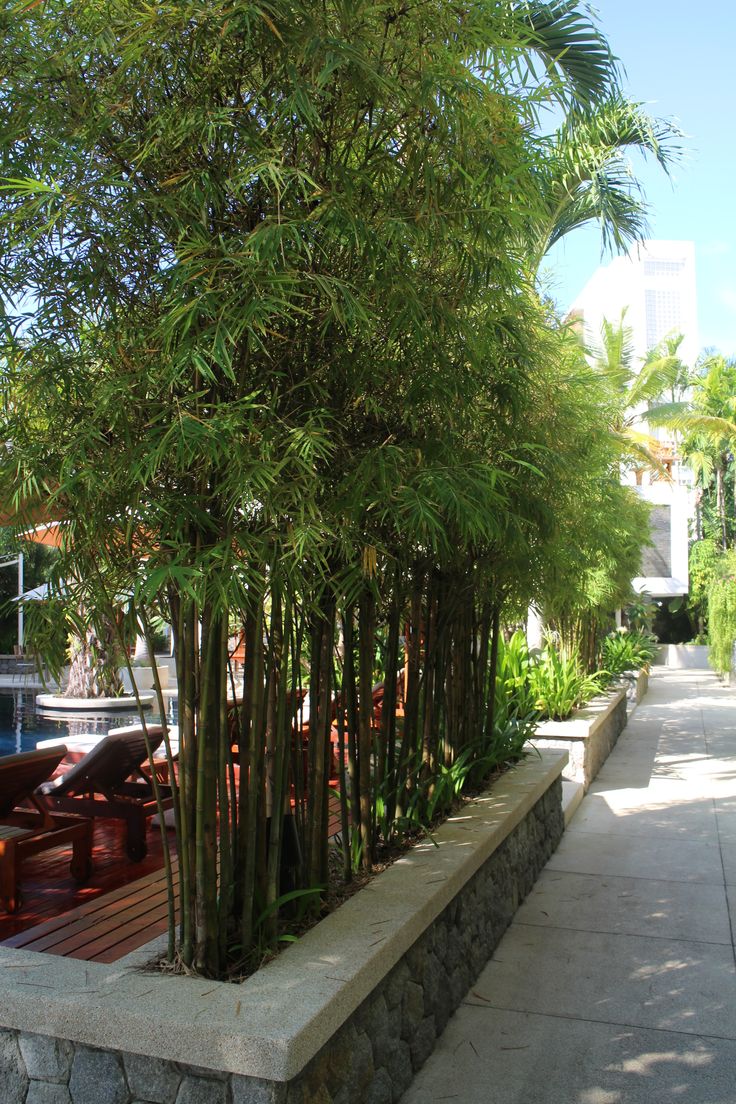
top-left (1, 789), bottom-right (343, 963)
top-left (0, 815), bottom-right (177, 959)
top-left (3, 859), bottom-right (178, 963)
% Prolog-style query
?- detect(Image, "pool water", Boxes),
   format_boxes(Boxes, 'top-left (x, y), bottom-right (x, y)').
top-left (0, 690), bottom-right (177, 758)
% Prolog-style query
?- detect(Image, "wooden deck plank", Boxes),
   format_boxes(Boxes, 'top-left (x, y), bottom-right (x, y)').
top-left (0, 817), bottom-right (172, 941)
top-left (83, 900), bottom-right (176, 962)
top-left (3, 862), bottom-right (173, 945)
top-left (3, 786), bottom-right (344, 962)
top-left (6, 864), bottom-right (177, 955)
top-left (14, 884), bottom-right (172, 956)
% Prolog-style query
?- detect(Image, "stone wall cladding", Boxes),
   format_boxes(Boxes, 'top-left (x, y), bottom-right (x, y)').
top-left (0, 782), bottom-right (562, 1104)
top-left (623, 668), bottom-right (648, 706)
top-left (583, 693), bottom-right (626, 783)
top-left (288, 779), bottom-right (563, 1104)
top-left (532, 690), bottom-right (627, 791)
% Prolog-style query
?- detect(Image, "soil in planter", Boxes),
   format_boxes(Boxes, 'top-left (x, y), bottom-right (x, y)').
top-left (146, 760), bottom-right (519, 984)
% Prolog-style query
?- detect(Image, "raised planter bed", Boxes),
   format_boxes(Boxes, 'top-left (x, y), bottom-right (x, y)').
top-left (0, 750), bottom-right (567, 1104)
top-left (654, 643), bottom-right (710, 669)
top-left (621, 666), bottom-right (649, 706)
top-left (36, 692), bottom-right (154, 713)
top-left (528, 686), bottom-right (627, 792)
top-left (120, 664), bottom-right (170, 694)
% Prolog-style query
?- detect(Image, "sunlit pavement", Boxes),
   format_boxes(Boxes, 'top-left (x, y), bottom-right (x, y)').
top-left (400, 669), bottom-right (736, 1104)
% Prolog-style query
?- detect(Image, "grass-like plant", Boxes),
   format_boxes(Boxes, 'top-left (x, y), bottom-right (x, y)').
top-left (528, 642), bottom-right (608, 721)
top-left (494, 630), bottom-right (540, 726)
top-left (601, 629), bottom-right (658, 675)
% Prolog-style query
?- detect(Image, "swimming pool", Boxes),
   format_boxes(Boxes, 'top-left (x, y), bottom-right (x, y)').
top-left (0, 690), bottom-right (177, 757)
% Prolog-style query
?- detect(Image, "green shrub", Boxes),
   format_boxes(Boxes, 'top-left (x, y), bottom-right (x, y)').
top-left (528, 642), bottom-right (608, 720)
top-left (494, 629), bottom-right (540, 727)
top-left (624, 593), bottom-right (658, 633)
top-left (601, 629), bottom-right (658, 675)
top-left (708, 569), bottom-right (736, 675)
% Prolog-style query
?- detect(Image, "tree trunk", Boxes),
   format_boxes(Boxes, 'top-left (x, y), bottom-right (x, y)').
top-left (65, 615), bottom-right (124, 698)
top-left (717, 463), bottom-right (728, 549)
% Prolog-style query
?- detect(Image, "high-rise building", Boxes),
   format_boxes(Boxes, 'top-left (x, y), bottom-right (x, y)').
top-left (569, 239), bottom-right (698, 367)
top-left (568, 240), bottom-right (698, 600)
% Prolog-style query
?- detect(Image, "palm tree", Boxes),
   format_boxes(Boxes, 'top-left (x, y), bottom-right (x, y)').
top-left (531, 94), bottom-right (684, 273)
top-left (587, 312), bottom-right (687, 478)
top-left (648, 355), bottom-right (736, 549)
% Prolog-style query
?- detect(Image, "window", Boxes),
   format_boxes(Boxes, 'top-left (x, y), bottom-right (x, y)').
top-left (645, 289), bottom-right (682, 348)
top-left (644, 260), bottom-right (686, 278)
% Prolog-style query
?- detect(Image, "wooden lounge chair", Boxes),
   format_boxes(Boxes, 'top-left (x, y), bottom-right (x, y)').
top-left (39, 729), bottom-right (173, 862)
top-left (0, 745), bottom-right (93, 913)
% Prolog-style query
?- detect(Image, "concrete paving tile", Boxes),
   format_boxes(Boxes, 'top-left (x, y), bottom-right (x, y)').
top-left (589, 763), bottom-right (658, 788)
top-left (400, 1006), bottom-right (736, 1104)
top-left (724, 885), bottom-right (736, 927)
top-left (715, 847), bottom-right (736, 888)
top-left (515, 870), bottom-right (731, 944)
top-left (700, 712), bottom-right (736, 735)
top-left (712, 800), bottom-right (736, 841)
top-left (548, 830), bottom-right (724, 884)
top-left (594, 762), bottom-right (733, 795)
top-left (570, 791), bottom-right (719, 842)
top-left (399, 671), bottom-right (736, 1103)
top-left (464, 924), bottom-right (736, 1039)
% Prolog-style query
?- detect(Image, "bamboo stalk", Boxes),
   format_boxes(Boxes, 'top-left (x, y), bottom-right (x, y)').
top-left (194, 603), bottom-right (222, 976)
top-left (265, 583), bottom-right (290, 948)
top-left (334, 651), bottom-right (351, 882)
top-left (421, 573), bottom-right (438, 782)
top-left (396, 568), bottom-right (423, 820)
top-left (307, 594), bottom-right (334, 886)
top-left (240, 598), bottom-right (265, 953)
top-left (139, 609), bottom-right (180, 963)
top-left (357, 588), bottom-right (374, 870)
top-left (380, 579), bottom-right (401, 836)
top-left (485, 604), bottom-right (501, 743)
top-left (177, 596), bottom-right (197, 967)
top-left (341, 607), bottom-right (360, 853)
top-left (217, 614), bottom-right (233, 965)
top-left (289, 597), bottom-right (307, 886)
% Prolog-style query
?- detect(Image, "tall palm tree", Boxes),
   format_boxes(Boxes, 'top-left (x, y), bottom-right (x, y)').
top-left (531, 94), bottom-right (684, 273)
top-left (588, 312), bottom-right (686, 477)
top-left (648, 355), bottom-right (736, 549)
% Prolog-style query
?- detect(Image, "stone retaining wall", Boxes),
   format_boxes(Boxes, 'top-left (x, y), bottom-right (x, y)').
top-left (529, 687), bottom-right (627, 791)
top-left (0, 754), bottom-right (566, 1104)
top-left (654, 644), bottom-right (710, 669)
top-left (622, 667), bottom-right (648, 706)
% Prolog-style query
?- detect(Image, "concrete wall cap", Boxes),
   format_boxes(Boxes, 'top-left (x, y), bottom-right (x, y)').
top-left (0, 751), bottom-right (567, 1083)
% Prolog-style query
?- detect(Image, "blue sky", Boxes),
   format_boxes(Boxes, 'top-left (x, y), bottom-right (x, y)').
top-left (540, 0), bottom-right (736, 357)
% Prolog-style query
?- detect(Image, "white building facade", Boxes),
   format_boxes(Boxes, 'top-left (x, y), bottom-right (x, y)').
top-left (569, 240), bottom-right (698, 599)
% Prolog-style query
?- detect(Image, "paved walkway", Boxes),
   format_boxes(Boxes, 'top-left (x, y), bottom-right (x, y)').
top-left (401, 668), bottom-right (736, 1103)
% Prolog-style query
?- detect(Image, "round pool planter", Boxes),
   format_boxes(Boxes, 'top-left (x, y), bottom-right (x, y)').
top-left (36, 692), bottom-right (155, 713)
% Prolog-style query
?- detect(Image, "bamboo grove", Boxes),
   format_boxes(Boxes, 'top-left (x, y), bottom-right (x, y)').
top-left (1, 0), bottom-right (652, 976)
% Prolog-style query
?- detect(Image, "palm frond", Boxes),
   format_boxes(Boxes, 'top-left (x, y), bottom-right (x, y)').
top-left (628, 354), bottom-right (685, 408)
top-left (559, 94), bottom-right (684, 172)
top-left (587, 311), bottom-right (635, 388)
top-left (517, 0), bottom-right (614, 106)
top-left (647, 406), bottom-right (736, 443)
top-left (614, 428), bottom-right (675, 482)
top-left (534, 94), bottom-right (684, 264)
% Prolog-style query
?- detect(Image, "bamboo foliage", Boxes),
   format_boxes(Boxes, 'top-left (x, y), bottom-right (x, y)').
top-left (0, 0), bottom-right (657, 979)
